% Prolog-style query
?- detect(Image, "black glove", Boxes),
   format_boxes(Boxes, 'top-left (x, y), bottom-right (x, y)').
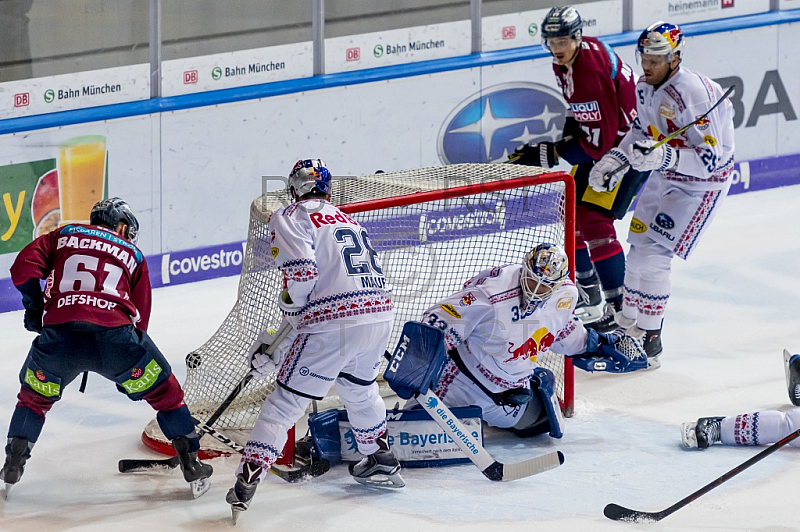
top-left (23, 308), bottom-right (43, 333)
top-left (508, 141), bottom-right (558, 168)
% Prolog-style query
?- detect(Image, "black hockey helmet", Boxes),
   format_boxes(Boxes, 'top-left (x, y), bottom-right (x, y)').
top-left (90, 197), bottom-right (139, 243)
top-left (541, 5), bottom-right (583, 48)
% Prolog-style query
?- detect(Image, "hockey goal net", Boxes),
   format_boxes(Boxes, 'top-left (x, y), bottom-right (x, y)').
top-left (142, 163), bottom-right (575, 458)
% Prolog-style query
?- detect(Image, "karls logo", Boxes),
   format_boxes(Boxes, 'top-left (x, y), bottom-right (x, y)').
top-left (437, 82), bottom-right (567, 164)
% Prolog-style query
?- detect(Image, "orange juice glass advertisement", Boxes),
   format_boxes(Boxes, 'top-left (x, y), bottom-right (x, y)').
top-left (57, 135), bottom-right (107, 225)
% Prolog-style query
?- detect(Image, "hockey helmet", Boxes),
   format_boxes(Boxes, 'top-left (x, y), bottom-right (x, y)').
top-left (637, 21), bottom-right (684, 60)
top-left (288, 159), bottom-right (332, 200)
top-left (90, 197), bottom-right (139, 243)
top-left (521, 243), bottom-right (569, 302)
top-left (541, 6), bottom-right (583, 50)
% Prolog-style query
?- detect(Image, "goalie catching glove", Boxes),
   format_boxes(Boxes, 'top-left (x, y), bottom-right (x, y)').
top-left (569, 328), bottom-right (647, 373)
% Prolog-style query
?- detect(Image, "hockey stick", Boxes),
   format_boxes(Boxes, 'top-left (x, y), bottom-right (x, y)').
top-left (119, 323), bottom-right (299, 472)
top-left (417, 388), bottom-right (564, 481)
top-left (603, 85), bottom-right (734, 183)
top-left (604, 427), bottom-right (800, 523)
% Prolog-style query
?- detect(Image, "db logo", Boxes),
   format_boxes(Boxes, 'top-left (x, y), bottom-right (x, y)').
top-left (346, 47), bottom-right (360, 62)
top-left (502, 26), bottom-right (516, 40)
top-left (14, 93), bottom-right (29, 107)
top-left (722, 0), bottom-right (734, 7)
top-left (183, 70), bottom-right (198, 84)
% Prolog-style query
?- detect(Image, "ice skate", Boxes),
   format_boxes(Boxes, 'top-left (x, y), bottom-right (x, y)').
top-left (584, 302), bottom-right (621, 333)
top-left (783, 349), bottom-right (800, 406)
top-left (575, 280), bottom-right (603, 323)
top-left (226, 462), bottom-right (261, 525)
top-left (1, 437), bottom-right (32, 499)
top-left (172, 436), bottom-right (213, 498)
top-left (349, 432), bottom-right (404, 488)
top-left (643, 329), bottom-right (663, 369)
top-left (681, 417), bottom-right (724, 450)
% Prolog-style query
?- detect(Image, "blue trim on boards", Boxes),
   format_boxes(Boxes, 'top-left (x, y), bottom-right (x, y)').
top-left (1, 10), bottom-right (799, 136)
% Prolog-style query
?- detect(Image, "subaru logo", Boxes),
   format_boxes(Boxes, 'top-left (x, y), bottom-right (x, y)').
top-left (655, 213), bottom-right (675, 229)
top-left (437, 82), bottom-right (567, 164)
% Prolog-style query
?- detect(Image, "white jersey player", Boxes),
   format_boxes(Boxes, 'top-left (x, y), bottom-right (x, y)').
top-left (682, 351), bottom-right (800, 450)
top-left (409, 243), bottom-right (631, 438)
top-left (588, 21), bottom-right (735, 365)
top-left (226, 159), bottom-right (401, 522)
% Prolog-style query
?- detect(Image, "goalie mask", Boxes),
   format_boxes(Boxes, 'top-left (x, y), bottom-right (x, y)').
top-left (288, 159), bottom-right (332, 201)
top-left (521, 243), bottom-right (569, 303)
top-left (90, 197), bottom-right (139, 243)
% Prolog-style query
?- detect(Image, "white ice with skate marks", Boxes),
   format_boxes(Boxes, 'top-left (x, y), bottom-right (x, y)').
top-left (0, 184), bottom-right (799, 530)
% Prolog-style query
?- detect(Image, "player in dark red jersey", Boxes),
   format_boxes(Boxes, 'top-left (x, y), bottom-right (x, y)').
top-left (510, 5), bottom-right (649, 333)
top-left (2, 197), bottom-right (212, 498)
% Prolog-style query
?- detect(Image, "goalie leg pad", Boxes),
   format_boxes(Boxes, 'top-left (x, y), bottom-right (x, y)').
top-left (531, 367), bottom-right (564, 438)
top-left (308, 408), bottom-right (342, 466)
top-left (383, 322), bottom-right (447, 400)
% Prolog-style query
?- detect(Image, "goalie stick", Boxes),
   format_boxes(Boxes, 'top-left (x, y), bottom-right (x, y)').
top-left (118, 322), bottom-right (328, 482)
top-left (417, 388), bottom-right (564, 481)
top-left (603, 85), bottom-right (735, 184)
top-left (604, 427), bottom-right (800, 523)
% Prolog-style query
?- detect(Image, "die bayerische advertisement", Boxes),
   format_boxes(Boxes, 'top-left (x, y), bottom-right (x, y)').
top-left (1, 20), bottom-right (799, 313)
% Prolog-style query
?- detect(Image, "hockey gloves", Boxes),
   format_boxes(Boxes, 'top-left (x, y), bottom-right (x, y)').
top-left (627, 139), bottom-right (679, 172)
top-left (247, 328), bottom-right (286, 377)
top-left (23, 308), bottom-right (43, 333)
top-left (588, 148), bottom-right (628, 192)
top-left (508, 142), bottom-right (559, 168)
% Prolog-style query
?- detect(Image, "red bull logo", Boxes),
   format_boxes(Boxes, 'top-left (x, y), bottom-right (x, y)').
top-left (695, 116), bottom-right (711, 130)
top-left (664, 28), bottom-right (682, 48)
top-left (460, 292), bottom-right (476, 307)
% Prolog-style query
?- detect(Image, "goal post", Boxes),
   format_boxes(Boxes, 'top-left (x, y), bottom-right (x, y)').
top-left (141, 164), bottom-right (575, 458)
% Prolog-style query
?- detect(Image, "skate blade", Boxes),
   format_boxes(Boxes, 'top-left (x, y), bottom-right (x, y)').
top-left (575, 304), bottom-right (604, 323)
top-left (3, 482), bottom-right (11, 500)
top-left (230, 503), bottom-right (248, 525)
top-left (646, 356), bottom-right (661, 370)
top-left (190, 477), bottom-right (211, 499)
top-left (353, 471), bottom-right (405, 489)
top-left (680, 422), bottom-right (698, 449)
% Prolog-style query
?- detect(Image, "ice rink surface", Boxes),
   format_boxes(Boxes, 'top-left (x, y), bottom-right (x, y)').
top-left (0, 184), bottom-right (798, 531)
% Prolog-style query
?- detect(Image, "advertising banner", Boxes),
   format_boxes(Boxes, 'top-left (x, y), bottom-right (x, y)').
top-left (482, 0), bottom-right (623, 52)
top-left (0, 64), bottom-right (149, 120)
top-left (325, 20), bottom-right (471, 74)
top-left (161, 42), bottom-right (314, 97)
top-left (631, 0), bottom-right (770, 28)
top-left (779, 0), bottom-right (800, 9)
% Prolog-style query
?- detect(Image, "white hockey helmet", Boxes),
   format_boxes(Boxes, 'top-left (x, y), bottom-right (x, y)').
top-left (520, 243), bottom-right (569, 302)
top-left (637, 21), bottom-right (685, 61)
top-left (288, 159), bottom-right (332, 200)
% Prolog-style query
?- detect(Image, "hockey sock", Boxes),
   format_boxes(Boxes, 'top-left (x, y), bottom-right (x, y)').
top-left (574, 246), bottom-right (594, 281)
top-left (593, 249), bottom-right (625, 300)
top-left (7, 405), bottom-right (45, 444)
top-left (157, 404), bottom-right (198, 443)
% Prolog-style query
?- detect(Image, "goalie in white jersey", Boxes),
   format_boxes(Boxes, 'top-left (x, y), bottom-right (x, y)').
top-left (405, 243), bottom-right (647, 439)
top-left (589, 21), bottom-right (735, 366)
top-left (226, 159), bottom-right (401, 521)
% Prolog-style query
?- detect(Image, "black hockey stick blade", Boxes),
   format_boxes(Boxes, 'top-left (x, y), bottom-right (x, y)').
top-left (604, 503), bottom-right (666, 523)
top-left (481, 451), bottom-right (565, 481)
top-left (604, 427), bottom-right (800, 523)
top-left (269, 458), bottom-right (330, 483)
top-left (119, 455), bottom-right (180, 473)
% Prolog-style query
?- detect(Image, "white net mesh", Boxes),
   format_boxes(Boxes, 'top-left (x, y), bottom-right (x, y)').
top-left (144, 164), bottom-right (574, 454)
